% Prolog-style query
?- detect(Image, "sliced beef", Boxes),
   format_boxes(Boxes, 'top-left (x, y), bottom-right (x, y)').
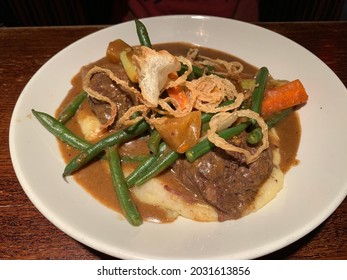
top-left (83, 61), bottom-right (137, 126)
top-left (172, 133), bottom-right (273, 221)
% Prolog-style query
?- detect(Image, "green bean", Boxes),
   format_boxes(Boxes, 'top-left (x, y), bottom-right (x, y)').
top-left (246, 127), bottom-right (262, 145)
top-left (106, 146), bottom-right (142, 226)
top-left (200, 99), bottom-right (235, 123)
top-left (58, 91), bottom-right (88, 124)
top-left (126, 156), bottom-right (158, 187)
top-left (246, 108), bottom-right (293, 145)
top-left (178, 64), bottom-right (202, 79)
top-left (201, 122), bottom-right (210, 133)
top-left (185, 122), bottom-right (249, 162)
top-left (201, 112), bottom-right (213, 124)
top-left (141, 108), bottom-right (293, 166)
top-left (131, 102), bottom-right (247, 183)
top-left (63, 120), bottom-right (149, 177)
top-left (124, 112), bottom-right (141, 134)
top-left (137, 101), bottom-right (238, 154)
top-left (133, 149), bottom-right (180, 186)
top-left (135, 18), bottom-right (152, 48)
top-left (126, 142), bottom-right (167, 187)
top-left (266, 108), bottom-right (293, 129)
top-left (250, 67), bottom-right (269, 114)
top-left (245, 67), bottom-right (269, 144)
top-left (178, 63), bottom-right (219, 80)
top-left (32, 109), bottom-right (91, 150)
top-left (146, 100), bottom-right (236, 158)
top-left (121, 154), bottom-right (151, 163)
top-left (148, 129), bottom-right (161, 155)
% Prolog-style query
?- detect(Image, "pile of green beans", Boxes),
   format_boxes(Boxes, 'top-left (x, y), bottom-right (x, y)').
top-left (33, 99), bottom-right (149, 226)
top-left (62, 120), bottom-right (148, 177)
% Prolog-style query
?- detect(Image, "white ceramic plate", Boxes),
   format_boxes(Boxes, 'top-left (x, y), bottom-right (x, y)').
top-left (10, 15), bottom-right (347, 259)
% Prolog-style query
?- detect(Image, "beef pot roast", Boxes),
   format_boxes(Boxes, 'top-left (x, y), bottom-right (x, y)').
top-left (83, 61), bottom-right (137, 126)
top-left (173, 133), bottom-right (274, 220)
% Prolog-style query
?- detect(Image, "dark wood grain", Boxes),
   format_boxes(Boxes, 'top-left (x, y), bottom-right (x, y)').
top-left (1, 22), bottom-right (346, 260)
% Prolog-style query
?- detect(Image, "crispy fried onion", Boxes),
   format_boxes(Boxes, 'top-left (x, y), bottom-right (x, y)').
top-left (147, 58), bottom-right (243, 119)
top-left (154, 56), bottom-right (195, 118)
top-left (118, 58), bottom-right (245, 124)
top-left (186, 48), bottom-right (199, 62)
top-left (165, 56), bottom-right (192, 89)
top-left (186, 74), bottom-right (244, 113)
top-left (194, 54), bottom-right (244, 77)
top-left (132, 46), bottom-right (181, 107)
top-left (117, 104), bottom-right (148, 127)
top-left (83, 66), bottom-right (140, 128)
top-left (207, 110), bottom-right (269, 164)
top-left (101, 50), bottom-right (245, 131)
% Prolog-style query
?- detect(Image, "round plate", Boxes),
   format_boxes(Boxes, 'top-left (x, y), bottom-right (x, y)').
top-left (9, 15), bottom-right (347, 259)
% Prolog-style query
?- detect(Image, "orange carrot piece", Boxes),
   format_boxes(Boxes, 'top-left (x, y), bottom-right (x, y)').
top-left (168, 85), bottom-right (189, 109)
top-left (261, 79), bottom-right (308, 116)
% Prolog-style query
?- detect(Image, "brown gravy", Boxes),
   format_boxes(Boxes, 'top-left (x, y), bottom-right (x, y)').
top-left (56, 42), bottom-right (301, 223)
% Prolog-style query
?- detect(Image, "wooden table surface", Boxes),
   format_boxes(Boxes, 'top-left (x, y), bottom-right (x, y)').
top-left (0, 21), bottom-right (346, 260)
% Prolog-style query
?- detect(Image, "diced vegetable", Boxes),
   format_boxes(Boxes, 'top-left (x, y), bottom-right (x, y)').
top-left (240, 79), bottom-right (256, 91)
top-left (106, 39), bottom-right (132, 63)
top-left (120, 48), bottom-right (138, 83)
top-left (154, 111), bottom-right (201, 153)
top-left (167, 85), bottom-right (189, 109)
top-left (267, 79), bottom-right (289, 88)
top-left (261, 79), bottom-right (308, 116)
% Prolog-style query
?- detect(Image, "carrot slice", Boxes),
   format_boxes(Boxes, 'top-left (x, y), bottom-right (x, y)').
top-left (167, 85), bottom-right (189, 109)
top-left (261, 79), bottom-right (308, 116)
